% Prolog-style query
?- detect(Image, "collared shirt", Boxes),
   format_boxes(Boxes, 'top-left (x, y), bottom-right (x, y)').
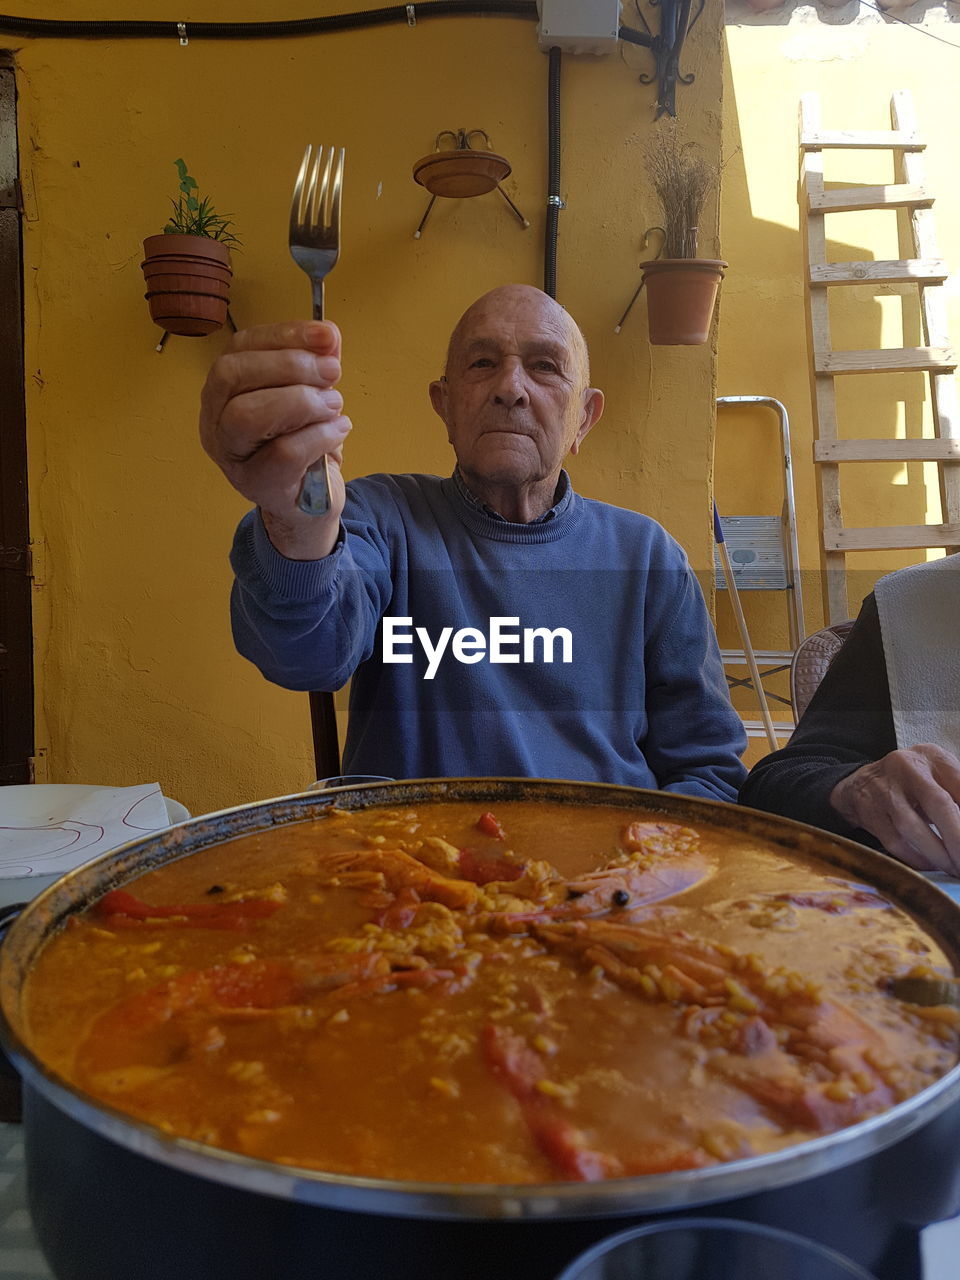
top-left (451, 465), bottom-right (568, 525)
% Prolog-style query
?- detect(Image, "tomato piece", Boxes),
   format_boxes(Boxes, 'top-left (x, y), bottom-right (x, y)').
top-left (476, 811), bottom-right (506, 840)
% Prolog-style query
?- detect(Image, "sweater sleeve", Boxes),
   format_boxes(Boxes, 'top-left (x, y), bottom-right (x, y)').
top-left (738, 594), bottom-right (895, 845)
top-left (642, 561), bottom-right (748, 803)
top-left (229, 500), bottom-right (394, 693)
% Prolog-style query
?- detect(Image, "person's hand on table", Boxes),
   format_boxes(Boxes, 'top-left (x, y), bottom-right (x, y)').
top-left (199, 320), bottom-right (351, 560)
top-left (830, 743), bottom-right (960, 874)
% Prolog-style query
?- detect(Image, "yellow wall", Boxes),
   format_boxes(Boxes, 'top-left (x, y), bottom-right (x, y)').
top-left (718, 5), bottom-right (960, 669)
top-left (8, 2), bottom-right (725, 815)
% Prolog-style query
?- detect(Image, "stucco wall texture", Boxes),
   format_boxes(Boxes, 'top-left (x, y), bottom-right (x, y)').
top-left (6, 2), bottom-right (724, 814)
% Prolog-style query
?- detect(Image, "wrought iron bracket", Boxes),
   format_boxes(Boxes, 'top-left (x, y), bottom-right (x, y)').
top-left (621, 0), bottom-right (705, 118)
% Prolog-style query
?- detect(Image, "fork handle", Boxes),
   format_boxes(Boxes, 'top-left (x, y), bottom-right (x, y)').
top-left (297, 281), bottom-right (333, 516)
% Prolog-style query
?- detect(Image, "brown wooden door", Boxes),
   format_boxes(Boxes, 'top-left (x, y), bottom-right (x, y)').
top-left (0, 56), bottom-right (34, 784)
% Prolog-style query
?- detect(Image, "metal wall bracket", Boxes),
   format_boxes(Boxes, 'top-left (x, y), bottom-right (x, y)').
top-left (622, 0), bottom-right (705, 119)
top-left (155, 308), bottom-right (237, 352)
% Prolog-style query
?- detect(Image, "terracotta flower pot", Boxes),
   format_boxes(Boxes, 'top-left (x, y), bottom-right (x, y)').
top-left (640, 258), bottom-right (727, 346)
top-left (140, 233), bottom-right (233, 337)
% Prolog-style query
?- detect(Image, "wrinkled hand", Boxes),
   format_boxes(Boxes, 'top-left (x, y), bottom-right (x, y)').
top-left (199, 320), bottom-right (352, 559)
top-left (830, 744), bottom-right (960, 874)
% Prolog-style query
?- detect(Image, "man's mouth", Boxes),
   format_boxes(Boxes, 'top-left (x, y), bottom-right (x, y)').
top-left (480, 425), bottom-right (535, 439)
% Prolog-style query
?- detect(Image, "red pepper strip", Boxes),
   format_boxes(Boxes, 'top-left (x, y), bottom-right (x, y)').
top-left (457, 848), bottom-right (525, 885)
top-left (481, 1023), bottom-right (615, 1182)
top-left (483, 1022), bottom-right (543, 1094)
top-left (95, 889), bottom-right (281, 930)
top-left (476, 811), bottom-right (506, 840)
top-left (522, 1104), bottom-right (614, 1181)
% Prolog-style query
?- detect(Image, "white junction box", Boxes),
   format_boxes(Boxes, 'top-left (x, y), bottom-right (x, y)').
top-left (537, 0), bottom-right (621, 55)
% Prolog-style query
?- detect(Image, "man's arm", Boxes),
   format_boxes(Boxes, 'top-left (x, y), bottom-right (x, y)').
top-left (200, 320), bottom-right (396, 692)
top-left (228, 501), bottom-right (394, 692)
top-left (642, 564), bottom-right (748, 803)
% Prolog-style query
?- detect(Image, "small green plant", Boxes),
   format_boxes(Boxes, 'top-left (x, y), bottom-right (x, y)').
top-left (163, 158), bottom-right (241, 246)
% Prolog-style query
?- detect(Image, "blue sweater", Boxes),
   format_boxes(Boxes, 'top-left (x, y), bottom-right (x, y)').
top-left (230, 471), bottom-right (746, 800)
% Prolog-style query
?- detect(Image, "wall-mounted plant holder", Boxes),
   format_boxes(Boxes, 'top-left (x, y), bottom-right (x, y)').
top-left (141, 159), bottom-right (242, 350)
top-left (412, 129), bottom-right (529, 238)
top-left (141, 234), bottom-right (233, 339)
top-left (615, 131), bottom-right (725, 346)
top-left (641, 256), bottom-right (726, 345)
top-left (614, 250), bottom-right (726, 346)
top-left (153, 308), bottom-right (238, 353)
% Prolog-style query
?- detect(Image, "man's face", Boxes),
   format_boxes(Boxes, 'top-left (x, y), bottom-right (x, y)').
top-left (429, 287), bottom-right (603, 489)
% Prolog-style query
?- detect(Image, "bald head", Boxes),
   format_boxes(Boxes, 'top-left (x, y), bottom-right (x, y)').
top-left (428, 280), bottom-right (604, 520)
top-left (445, 285), bottom-right (590, 386)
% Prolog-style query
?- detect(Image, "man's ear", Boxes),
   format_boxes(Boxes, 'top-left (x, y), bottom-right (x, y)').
top-left (569, 388), bottom-right (604, 455)
top-left (429, 377), bottom-right (448, 423)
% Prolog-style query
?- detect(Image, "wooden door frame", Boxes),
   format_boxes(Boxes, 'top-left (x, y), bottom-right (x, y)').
top-left (0, 52), bottom-right (34, 784)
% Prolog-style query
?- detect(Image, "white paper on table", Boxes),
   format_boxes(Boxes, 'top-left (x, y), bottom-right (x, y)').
top-left (0, 784), bottom-right (170, 879)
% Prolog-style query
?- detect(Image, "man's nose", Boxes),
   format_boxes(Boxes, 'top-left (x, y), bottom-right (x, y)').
top-left (492, 360), bottom-right (530, 408)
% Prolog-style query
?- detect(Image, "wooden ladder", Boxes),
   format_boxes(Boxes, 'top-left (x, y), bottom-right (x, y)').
top-left (799, 90), bottom-right (960, 624)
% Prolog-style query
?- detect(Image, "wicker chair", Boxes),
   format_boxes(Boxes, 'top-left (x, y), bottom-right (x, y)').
top-left (790, 621), bottom-right (856, 722)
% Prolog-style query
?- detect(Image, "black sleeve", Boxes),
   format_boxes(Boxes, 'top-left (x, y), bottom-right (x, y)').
top-left (738, 594), bottom-right (896, 845)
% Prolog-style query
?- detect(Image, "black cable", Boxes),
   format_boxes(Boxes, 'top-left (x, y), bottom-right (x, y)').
top-left (0, 2), bottom-right (538, 40)
top-left (543, 44), bottom-right (561, 299)
top-left (619, 25), bottom-right (654, 49)
top-left (858, 2), bottom-right (960, 51)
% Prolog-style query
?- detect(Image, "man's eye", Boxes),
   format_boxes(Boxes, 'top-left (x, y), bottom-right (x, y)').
top-left (470, 358), bottom-right (494, 369)
top-left (532, 360), bottom-right (559, 373)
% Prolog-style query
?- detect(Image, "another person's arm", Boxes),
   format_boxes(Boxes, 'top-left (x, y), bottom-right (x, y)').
top-left (740, 594), bottom-right (960, 873)
top-left (830, 742), bottom-right (960, 872)
top-left (739, 596), bottom-right (892, 839)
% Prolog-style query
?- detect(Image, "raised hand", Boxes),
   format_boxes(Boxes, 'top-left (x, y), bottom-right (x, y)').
top-left (199, 320), bottom-right (351, 559)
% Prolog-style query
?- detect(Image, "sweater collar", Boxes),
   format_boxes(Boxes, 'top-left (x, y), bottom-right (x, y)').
top-left (452, 465), bottom-right (569, 523)
top-left (443, 467), bottom-right (578, 543)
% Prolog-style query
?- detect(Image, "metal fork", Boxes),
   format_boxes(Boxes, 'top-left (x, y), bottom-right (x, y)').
top-left (289, 143), bottom-right (345, 516)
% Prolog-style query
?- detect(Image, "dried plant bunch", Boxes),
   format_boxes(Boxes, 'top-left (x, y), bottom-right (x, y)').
top-left (647, 128), bottom-right (713, 259)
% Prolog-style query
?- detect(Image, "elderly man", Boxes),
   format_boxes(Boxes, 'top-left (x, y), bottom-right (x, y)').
top-left (200, 284), bottom-right (746, 796)
top-left (741, 553), bottom-right (960, 874)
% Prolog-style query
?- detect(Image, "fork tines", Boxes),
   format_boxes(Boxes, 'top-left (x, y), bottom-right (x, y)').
top-left (291, 144), bottom-right (344, 235)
